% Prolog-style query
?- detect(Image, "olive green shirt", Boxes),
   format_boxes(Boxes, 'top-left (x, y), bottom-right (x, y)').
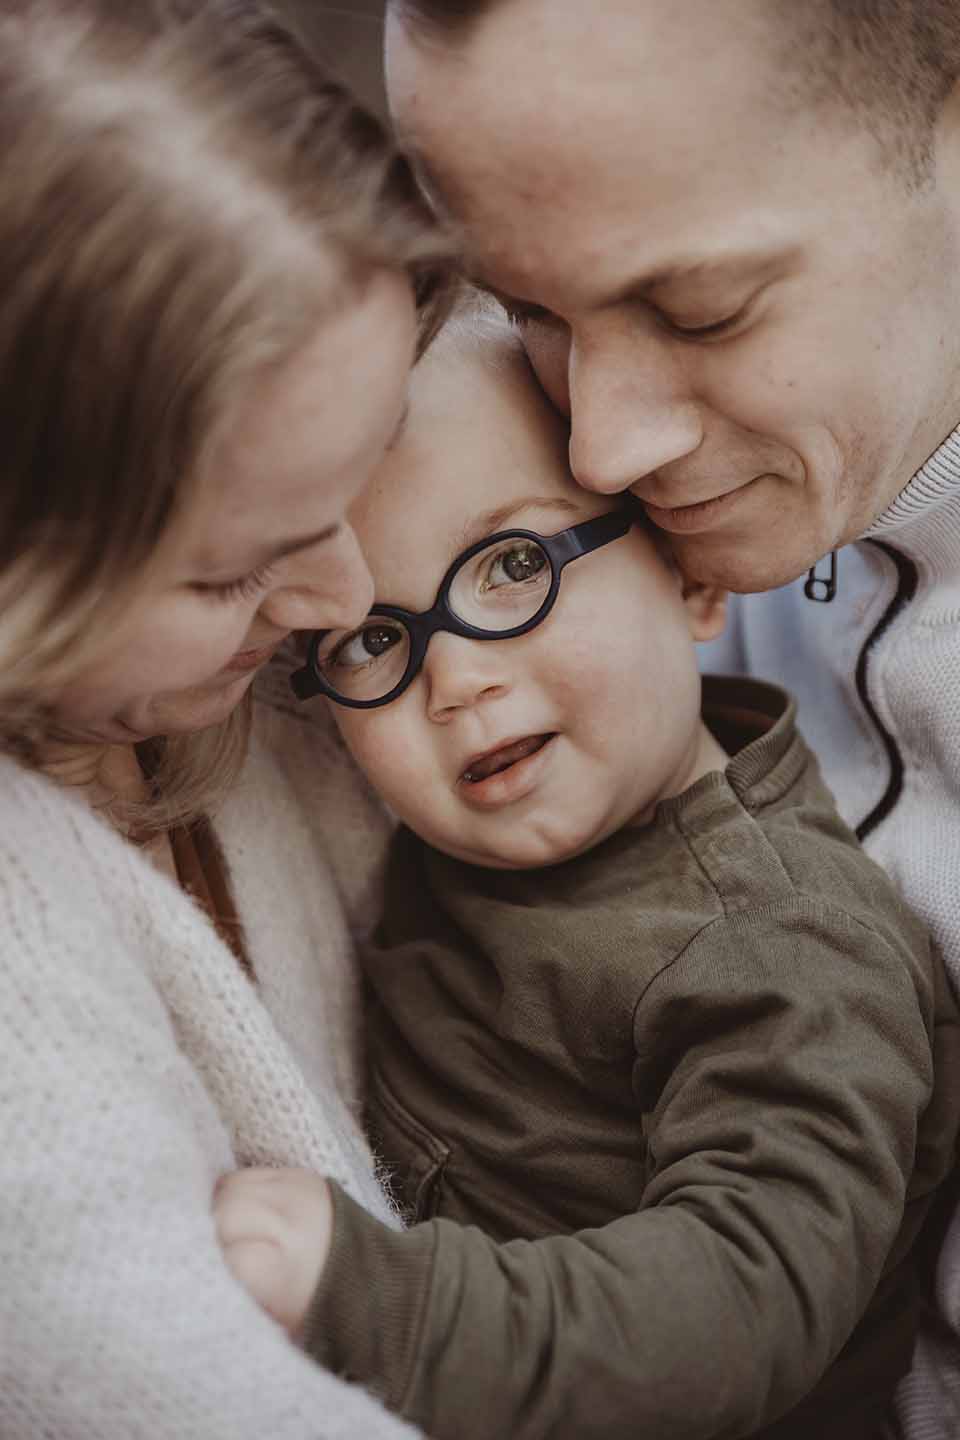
top-left (307, 678), bottom-right (960, 1440)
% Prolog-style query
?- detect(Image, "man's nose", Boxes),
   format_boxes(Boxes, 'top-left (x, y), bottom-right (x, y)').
top-left (567, 321), bottom-right (703, 496)
top-left (424, 632), bottom-right (509, 722)
top-left (258, 524), bottom-right (375, 634)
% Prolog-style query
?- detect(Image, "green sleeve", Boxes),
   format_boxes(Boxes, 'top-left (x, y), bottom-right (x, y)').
top-left (304, 899), bottom-right (933, 1440)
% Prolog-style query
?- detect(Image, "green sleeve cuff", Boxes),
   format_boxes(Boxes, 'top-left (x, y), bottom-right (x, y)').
top-left (301, 1181), bottom-right (438, 1412)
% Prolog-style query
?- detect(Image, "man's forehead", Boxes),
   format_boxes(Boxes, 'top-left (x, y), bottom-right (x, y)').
top-left (452, 173), bottom-right (795, 319)
top-left (390, 0), bottom-right (792, 296)
top-left (389, 0), bottom-right (781, 141)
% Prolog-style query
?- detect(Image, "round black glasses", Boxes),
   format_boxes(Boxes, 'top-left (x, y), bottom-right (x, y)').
top-left (290, 507), bottom-right (634, 709)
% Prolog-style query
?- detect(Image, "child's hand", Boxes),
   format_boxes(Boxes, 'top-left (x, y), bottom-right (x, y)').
top-left (213, 1167), bottom-right (334, 1338)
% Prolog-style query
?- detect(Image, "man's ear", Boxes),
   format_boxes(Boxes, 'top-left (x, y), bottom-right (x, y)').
top-left (681, 579), bottom-right (727, 642)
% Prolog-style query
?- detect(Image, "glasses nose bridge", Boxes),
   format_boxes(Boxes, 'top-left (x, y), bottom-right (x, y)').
top-left (407, 590), bottom-right (492, 685)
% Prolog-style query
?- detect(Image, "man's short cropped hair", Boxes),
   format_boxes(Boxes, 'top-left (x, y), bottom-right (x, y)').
top-left (389, 0), bottom-right (960, 184)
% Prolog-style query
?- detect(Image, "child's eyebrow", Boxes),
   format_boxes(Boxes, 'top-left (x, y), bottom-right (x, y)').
top-left (453, 496), bottom-right (581, 554)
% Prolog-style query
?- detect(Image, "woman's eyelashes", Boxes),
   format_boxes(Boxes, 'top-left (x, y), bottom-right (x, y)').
top-left (193, 564), bottom-right (275, 604)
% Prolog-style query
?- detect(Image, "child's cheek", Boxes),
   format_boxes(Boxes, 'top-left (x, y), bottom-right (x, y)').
top-left (541, 612), bottom-right (614, 704)
top-left (333, 711), bottom-right (394, 793)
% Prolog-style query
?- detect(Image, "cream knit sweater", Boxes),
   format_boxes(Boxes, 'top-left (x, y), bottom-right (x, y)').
top-left (0, 655), bottom-right (419, 1439)
top-left (703, 422), bottom-right (960, 1440)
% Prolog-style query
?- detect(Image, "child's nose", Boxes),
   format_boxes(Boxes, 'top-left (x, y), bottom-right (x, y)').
top-left (424, 632), bottom-right (510, 722)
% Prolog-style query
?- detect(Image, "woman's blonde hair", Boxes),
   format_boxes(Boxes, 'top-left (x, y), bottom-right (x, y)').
top-left (0, 0), bottom-right (453, 829)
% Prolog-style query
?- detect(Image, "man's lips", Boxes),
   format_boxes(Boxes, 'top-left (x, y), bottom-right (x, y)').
top-left (639, 478), bottom-right (759, 534)
top-left (460, 733), bottom-right (554, 783)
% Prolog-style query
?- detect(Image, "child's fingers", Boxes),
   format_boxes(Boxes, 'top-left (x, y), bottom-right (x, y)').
top-left (213, 1168), bottom-right (310, 1238)
top-left (213, 1171), bottom-right (281, 1243)
top-left (220, 1234), bottom-right (292, 1320)
top-left (212, 1167), bottom-right (335, 1337)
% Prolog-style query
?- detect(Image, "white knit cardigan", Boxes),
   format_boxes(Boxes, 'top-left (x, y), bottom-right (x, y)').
top-left (0, 656), bottom-right (419, 1439)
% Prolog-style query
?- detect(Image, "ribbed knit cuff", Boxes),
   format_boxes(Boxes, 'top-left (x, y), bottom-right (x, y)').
top-left (301, 1181), bottom-right (438, 1415)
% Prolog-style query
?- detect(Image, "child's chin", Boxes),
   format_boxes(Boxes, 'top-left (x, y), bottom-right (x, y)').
top-left (439, 824), bottom-right (601, 872)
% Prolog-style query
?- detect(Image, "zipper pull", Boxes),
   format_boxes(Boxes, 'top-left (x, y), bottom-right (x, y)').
top-left (804, 551), bottom-right (838, 603)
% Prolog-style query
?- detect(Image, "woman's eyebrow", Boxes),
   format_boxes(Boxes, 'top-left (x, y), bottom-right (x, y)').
top-left (259, 527), bottom-right (341, 564)
top-left (242, 523), bottom-right (343, 573)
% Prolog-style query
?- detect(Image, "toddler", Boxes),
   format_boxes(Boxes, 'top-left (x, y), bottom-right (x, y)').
top-left (214, 312), bottom-right (960, 1440)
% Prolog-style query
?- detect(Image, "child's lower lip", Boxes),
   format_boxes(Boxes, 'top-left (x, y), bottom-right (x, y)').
top-left (457, 734), bottom-right (557, 809)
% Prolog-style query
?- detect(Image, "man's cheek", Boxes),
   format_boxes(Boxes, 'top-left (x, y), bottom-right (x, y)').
top-left (522, 324), bottom-right (571, 417)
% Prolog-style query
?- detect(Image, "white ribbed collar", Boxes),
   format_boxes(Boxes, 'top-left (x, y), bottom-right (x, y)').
top-left (865, 421), bottom-right (960, 539)
top-left (859, 420), bottom-right (960, 578)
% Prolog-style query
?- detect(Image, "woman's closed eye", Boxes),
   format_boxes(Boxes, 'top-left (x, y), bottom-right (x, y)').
top-left (193, 565), bottom-right (275, 604)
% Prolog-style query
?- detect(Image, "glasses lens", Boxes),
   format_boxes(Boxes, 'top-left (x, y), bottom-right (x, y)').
top-left (315, 615), bottom-right (411, 704)
top-left (448, 535), bottom-right (553, 632)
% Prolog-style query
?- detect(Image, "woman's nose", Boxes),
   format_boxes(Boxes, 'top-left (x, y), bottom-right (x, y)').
top-left (258, 524), bottom-right (375, 634)
top-left (424, 632), bottom-right (509, 722)
top-left (567, 322), bottom-right (703, 496)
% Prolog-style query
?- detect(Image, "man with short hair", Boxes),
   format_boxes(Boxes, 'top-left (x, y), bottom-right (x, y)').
top-left (384, 2), bottom-right (960, 1434)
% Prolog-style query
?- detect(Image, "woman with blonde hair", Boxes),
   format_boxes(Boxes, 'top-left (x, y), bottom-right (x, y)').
top-left (0, 1), bottom-right (449, 1434)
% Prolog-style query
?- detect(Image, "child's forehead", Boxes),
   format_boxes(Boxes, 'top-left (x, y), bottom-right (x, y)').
top-left (352, 324), bottom-right (584, 582)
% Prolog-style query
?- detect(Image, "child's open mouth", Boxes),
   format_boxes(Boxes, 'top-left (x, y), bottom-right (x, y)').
top-left (461, 733), bottom-right (555, 784)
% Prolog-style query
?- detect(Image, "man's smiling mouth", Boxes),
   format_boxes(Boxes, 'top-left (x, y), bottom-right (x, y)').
top-left (639, 478), bottom-right (761, 534)
top-left (460, 733), bottom-right (554, 784)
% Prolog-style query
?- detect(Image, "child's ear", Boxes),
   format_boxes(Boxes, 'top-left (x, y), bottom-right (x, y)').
top-left (680, 579), bottom-right (727, 642)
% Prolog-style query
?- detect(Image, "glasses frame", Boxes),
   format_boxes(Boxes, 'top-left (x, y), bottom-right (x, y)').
top-left (290, 507), bottom-right (634, 709)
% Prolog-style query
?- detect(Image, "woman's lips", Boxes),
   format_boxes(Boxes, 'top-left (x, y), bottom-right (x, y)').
top-left (641, 478), bottom-right (758, 534)
top-left (458, 733), bottom-right (556, 808)
top-left (221, 640), bottom-right (282, 674)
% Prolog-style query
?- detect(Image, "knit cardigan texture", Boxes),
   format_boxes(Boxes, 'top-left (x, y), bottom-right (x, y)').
top-left (0, 657), bottom-right (420, 1440)
top-left (703, 421), bottom-right (960, 1440)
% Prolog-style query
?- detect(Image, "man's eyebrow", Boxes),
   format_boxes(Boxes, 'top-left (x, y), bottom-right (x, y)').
top-left (613, 250), bottom-right (793, 302)
top-left (478, 249), bottom-right (791, 315)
